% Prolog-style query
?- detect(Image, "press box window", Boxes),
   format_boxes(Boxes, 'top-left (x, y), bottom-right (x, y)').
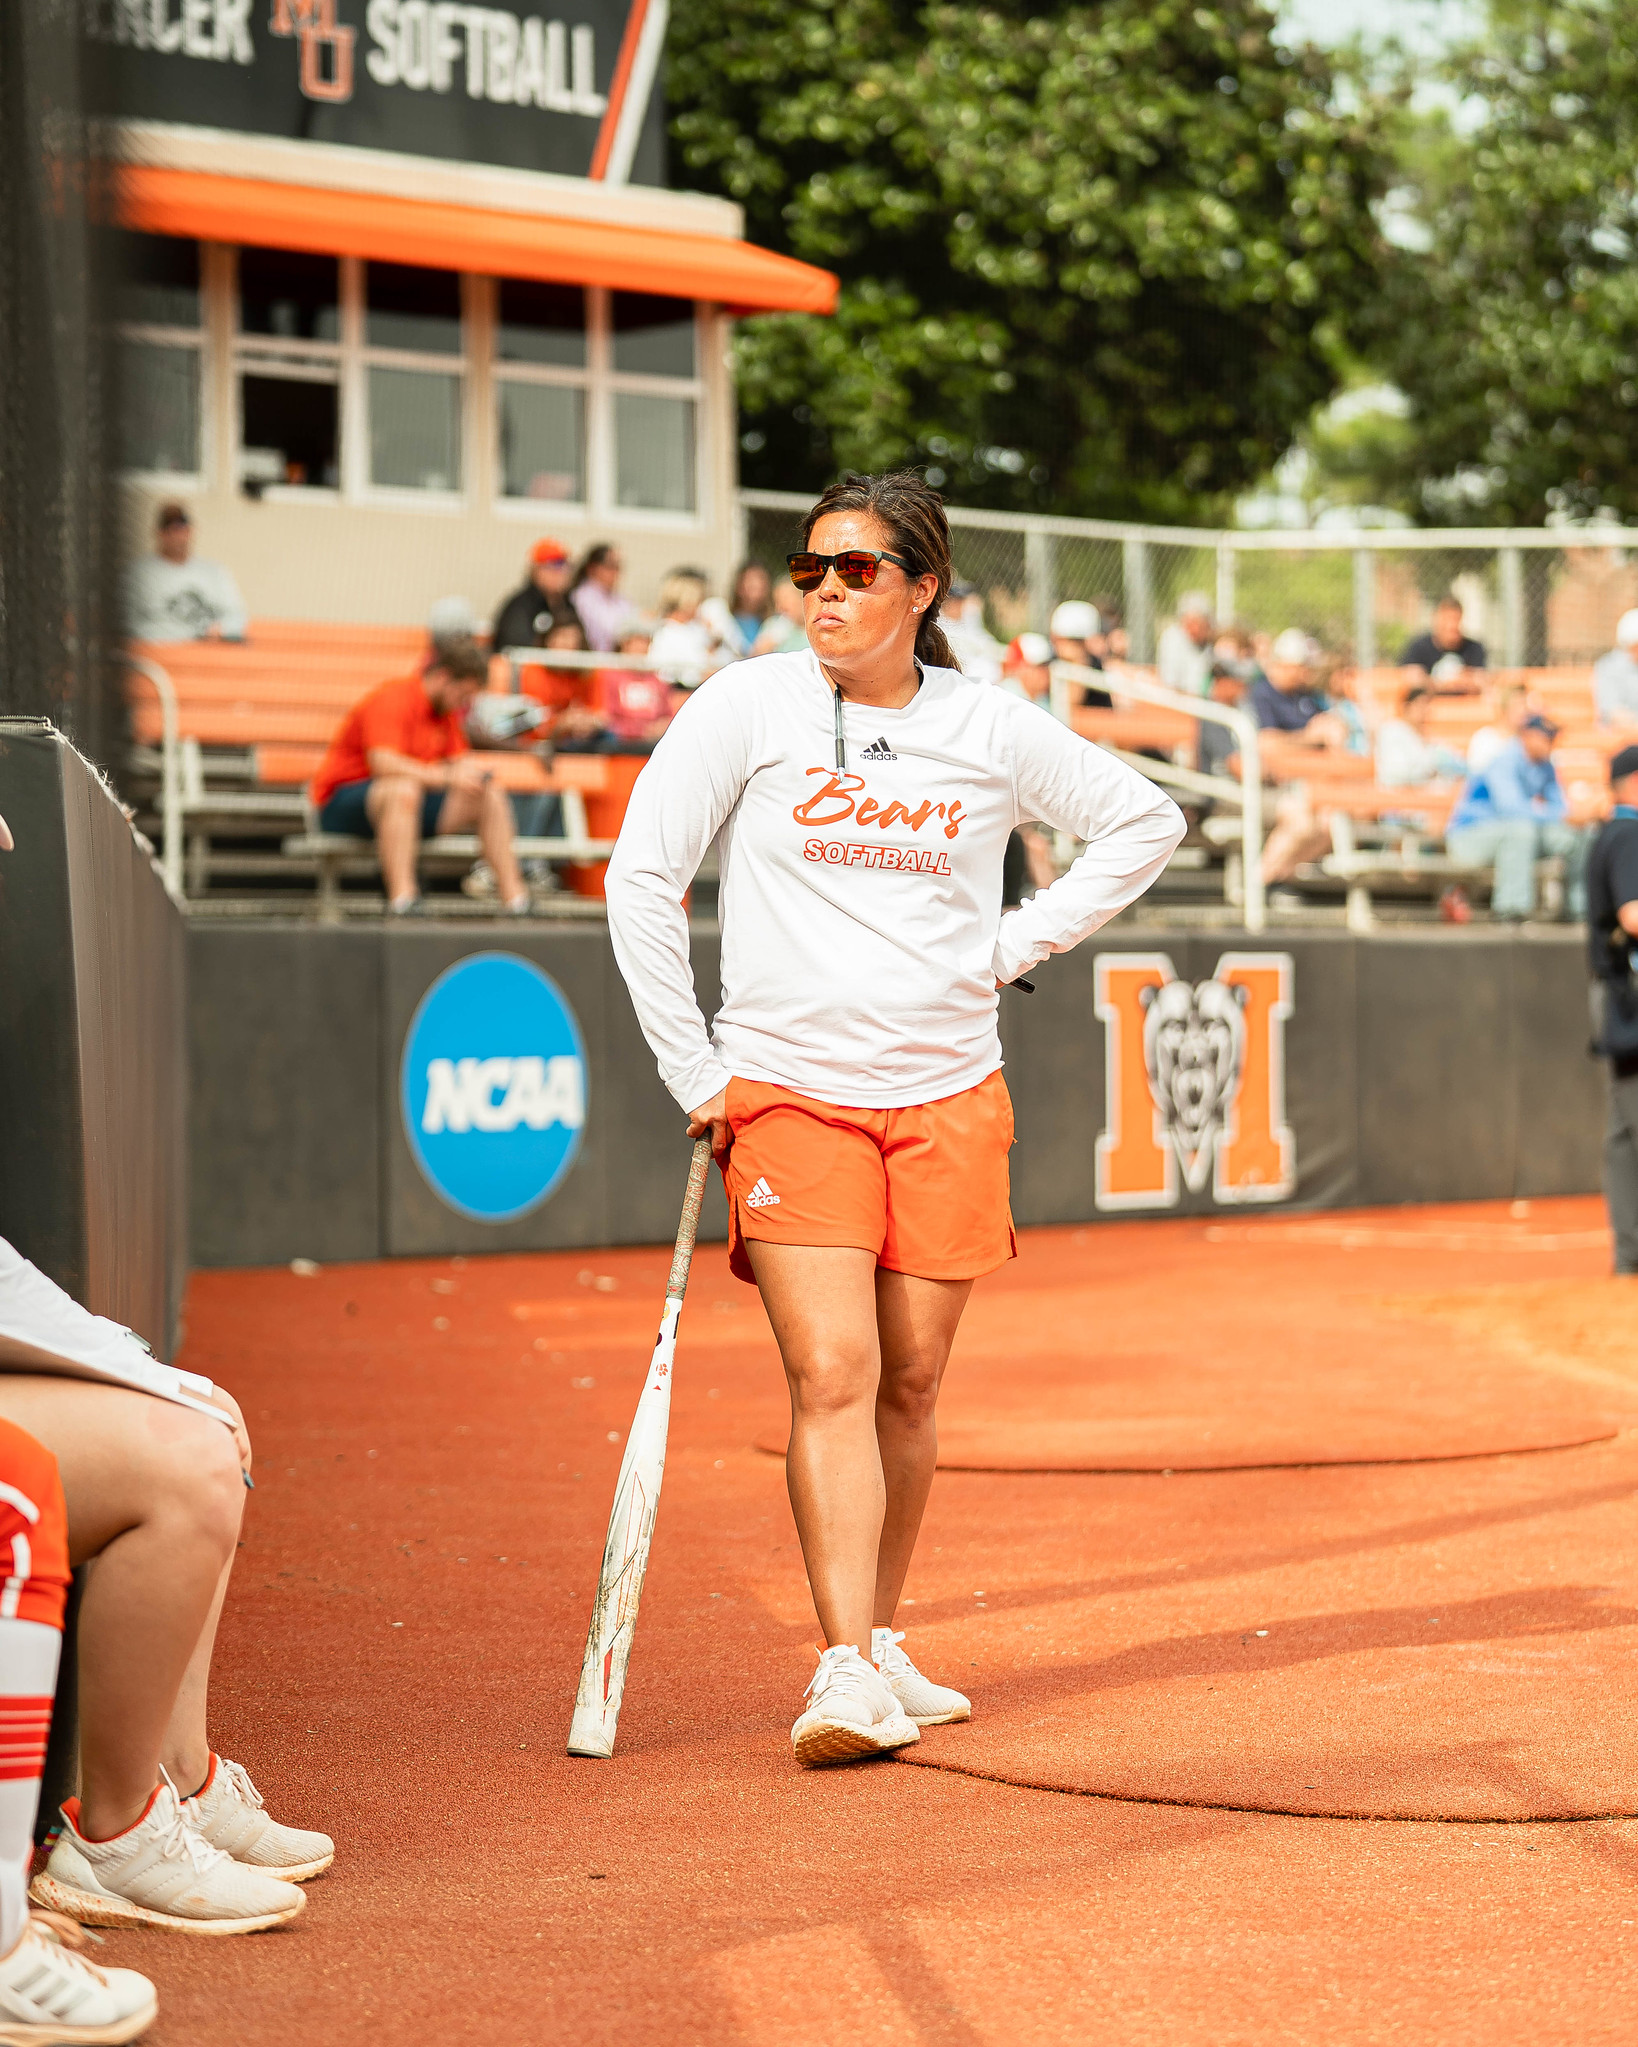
top-left (496, 280), bottom-right (587, 502)
top-left (117, 234), bottom-right (202, 476)
top-left (236, 249), bottom-right (341, 492)
top-left (364, 261), bottom-right (464, 493)
top-left (609, 293), bottom-right (698, 513)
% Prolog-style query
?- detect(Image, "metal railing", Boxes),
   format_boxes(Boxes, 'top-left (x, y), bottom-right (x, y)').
top-left (123, 653), bottom-right (183, 902)
top-left (1052, 661), bottom-right (1264, 932)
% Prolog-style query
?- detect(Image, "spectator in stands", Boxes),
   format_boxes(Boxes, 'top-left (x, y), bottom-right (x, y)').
top-left (1400, 595), bottom-right (1486, 691)
top-left (597, 628), bottom-right (680, 753)
top-left (1198, 646), bottom-right (1253, 780)
top-left (752, 579), bottom-right (809, 657)
top-left (124, 503), bottom-right (247, 644)
top-left (728, 563), bottom-right (774, 654)
top-left (647, 572), bottom-right (736, 687)
top-left (1252, 630), bottom-right (1333, 736)
top-left (1445, 713), bottom-right (1589, 920)
top-left (310, 598), bottom-right (530, 916)
top-left (1157, 591), bottom-right (1214, 697)
top-left (944, 583), bottom-right (1006, 682)
top-left (491, 537), bottom-right (577, 659)
top-left (1050, 600), bottom-right (1112, 708)
top-left (570, 544), bottom-right (636, 651)
top-left (1594, 609), bottom-right (1638, 728)
top-left (996, 632), bottom-right (1054, 707)
top-left (1375, 686), bottom-right (1468, 788)
top-left (1586, 744), bottom-right (1638, 1270)
top-left (1468, 680), bottom-right (1533, 774)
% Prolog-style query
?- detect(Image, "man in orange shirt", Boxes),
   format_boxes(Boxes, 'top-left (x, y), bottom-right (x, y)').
top-left (311, 602), bottom-right (529, 915)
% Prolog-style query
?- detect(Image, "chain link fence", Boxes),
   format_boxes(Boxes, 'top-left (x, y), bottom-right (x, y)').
top-left (739, 492), bottom-right (1636, 674)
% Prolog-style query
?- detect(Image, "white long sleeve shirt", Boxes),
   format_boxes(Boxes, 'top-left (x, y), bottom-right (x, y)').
top-left (605, 651), bottom-right (1185, 1114)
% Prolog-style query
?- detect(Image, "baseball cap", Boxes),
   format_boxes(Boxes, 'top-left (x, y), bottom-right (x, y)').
top-left (1616, 608), bottom-right (1638, 649)
top-left (1178, 590), bottom-right (1213, 619)
top-left (1005, 632), bottom-right (1054, 668)
top-left (948, 581), bottom-right (978, 601)
top-left (156, 501), bottom-right (191, 530)
top-left (1270, 627), bottom-right (1318, 665)
top-left (1521, 712), bottom-right (1559, 740)
top-left (1609, 743), bottom-right (1638, 783)
top-left (531, 536), bottom-right (570, 566)
top-left (1050, 600), bottom-right (1101, 640)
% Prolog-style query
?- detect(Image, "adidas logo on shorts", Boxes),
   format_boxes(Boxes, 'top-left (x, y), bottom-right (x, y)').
top-left (745, 1177), bottom-right (781, 1208)
top-left (860, 736), bottom-right (897, 762)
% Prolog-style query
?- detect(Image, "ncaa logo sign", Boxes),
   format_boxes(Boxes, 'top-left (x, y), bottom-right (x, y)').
top-left (401, 953), bottom-right (586, 1222)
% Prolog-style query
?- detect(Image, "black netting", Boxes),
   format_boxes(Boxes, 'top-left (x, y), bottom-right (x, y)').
top-left (0, 5), bottom-right (123, 770)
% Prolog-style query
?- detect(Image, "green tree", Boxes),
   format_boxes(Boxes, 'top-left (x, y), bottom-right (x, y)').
top-left (666, 0), bottom-right (1387, 517)
top-left (1364, 0), bottom-right (1638, 526)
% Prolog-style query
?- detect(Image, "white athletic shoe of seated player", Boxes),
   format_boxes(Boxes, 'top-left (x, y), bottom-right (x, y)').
top-left (183, 1756), bottom-right (334, 1883)
top-left (0, 1911), bottom-right (158, 2043)
top-left (871, 1628), bottom-right (972, 1726)
top-left (790, 1646), bottom-right (920, 1767)
top-left (31, 1784), bottom-right (305, 1937)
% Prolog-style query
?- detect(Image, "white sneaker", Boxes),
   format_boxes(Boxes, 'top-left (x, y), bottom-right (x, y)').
top-left (183, 1756), bottom-right (334, 1883)
top-left (0, 1913), bottom-right (157, 2044)
top-left (871, 1628), bottom-right (972, 1726)
top-left (791, 1646), bottom-right (921, 1767)
top-left (30, 1786), bottom-right (306, 1936)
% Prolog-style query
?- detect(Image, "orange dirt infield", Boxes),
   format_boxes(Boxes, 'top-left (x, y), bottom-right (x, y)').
top-left (99, 1196), bottom-right (1638, 2044)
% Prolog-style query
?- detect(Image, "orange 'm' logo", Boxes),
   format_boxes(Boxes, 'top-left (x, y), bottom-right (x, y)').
top-left (1093, 952), bottom-right (1295, 1210)
top-left (793, 769), bottom-right (965, 840)
top-left (269, 0), bottom-right (355, 100)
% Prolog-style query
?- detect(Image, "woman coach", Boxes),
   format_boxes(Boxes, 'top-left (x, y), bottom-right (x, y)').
top-left (605, 471), bottom-right (1183, 1766)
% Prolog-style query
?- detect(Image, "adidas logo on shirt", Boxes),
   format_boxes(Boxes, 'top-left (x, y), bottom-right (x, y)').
top-left (859, 736), bottom-right (897, 762)
top-left (745, 1177), bottom-right (781, 1208)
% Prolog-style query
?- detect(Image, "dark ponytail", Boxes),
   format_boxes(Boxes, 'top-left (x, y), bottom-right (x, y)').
top-left (801, 470), bottom-right (958, 672)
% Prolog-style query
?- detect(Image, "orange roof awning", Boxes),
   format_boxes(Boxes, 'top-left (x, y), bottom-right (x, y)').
top-left (116, 165), bottom-right (838, 317)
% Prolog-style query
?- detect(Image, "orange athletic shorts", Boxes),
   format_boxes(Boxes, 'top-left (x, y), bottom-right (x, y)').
top-left (722, 1069), bottom-right (1017, 1284)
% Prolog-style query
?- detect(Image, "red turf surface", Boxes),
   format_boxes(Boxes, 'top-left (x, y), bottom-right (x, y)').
top-left (101, 1197), bottom-right (1638, 2043)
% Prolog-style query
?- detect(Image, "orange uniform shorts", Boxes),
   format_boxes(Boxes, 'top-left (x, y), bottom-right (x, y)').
top-left (722, 1069), bottom-right (1017, 1284)
top-left (0, 1417), bottom-right (70, 1632)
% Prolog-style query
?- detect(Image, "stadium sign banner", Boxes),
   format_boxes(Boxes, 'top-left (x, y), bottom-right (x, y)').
top-left (88, 0), bottom-right (664, 181)
top-left (400, 951), bottom-right (587, 1223)
top-left (1093, 951), bottom-right (1296, 1212)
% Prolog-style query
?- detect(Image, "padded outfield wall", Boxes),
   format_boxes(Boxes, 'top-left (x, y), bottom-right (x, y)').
top-left (188, 922), bottom-right (1606, 1269)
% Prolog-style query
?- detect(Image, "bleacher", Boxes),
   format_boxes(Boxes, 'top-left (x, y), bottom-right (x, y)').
top-left (122, 629), bottom-right (1618, 925)
top-left (124, 623), bottom-right (618, 917)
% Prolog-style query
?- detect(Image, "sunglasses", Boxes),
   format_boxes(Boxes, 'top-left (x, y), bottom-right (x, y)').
top-left (787, 549), bottom-right (915, 592)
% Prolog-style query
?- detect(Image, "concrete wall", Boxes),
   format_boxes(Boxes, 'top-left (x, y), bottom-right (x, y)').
top-left (0, 722), bottom-right (188, 1352)
top-left (188, 920), bottom-right (1607, 1269)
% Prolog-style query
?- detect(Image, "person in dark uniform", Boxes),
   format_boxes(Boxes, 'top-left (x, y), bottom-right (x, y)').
top-left (1586, 743), bottom-right (1638, 1272)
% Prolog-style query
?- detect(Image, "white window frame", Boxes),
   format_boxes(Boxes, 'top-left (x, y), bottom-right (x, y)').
top-left (353, 258), bottom-right (471, 510)
top-left (121, 239), bottom-right (711, 527)
top-left (116, 241), bottom-right (211, 489)
top-left (228, 244), bottom-right (345, 505)
top-left (487, 274), bottom-right (593, 516)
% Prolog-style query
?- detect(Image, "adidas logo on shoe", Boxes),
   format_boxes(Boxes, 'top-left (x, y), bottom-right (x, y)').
top-left (745, 1177), bottom-right (781, 1208)
top-left (860, 736), bottom-right (897, 761)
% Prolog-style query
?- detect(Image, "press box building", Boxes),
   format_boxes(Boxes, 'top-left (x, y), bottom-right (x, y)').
top-left (101, 0), bottom-right (837, 624)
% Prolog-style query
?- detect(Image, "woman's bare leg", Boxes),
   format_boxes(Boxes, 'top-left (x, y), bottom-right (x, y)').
top-left (871, 1270), bottom-right (972, 1627)
top-left (160, 1540), bottom-right (238, 1798)
top-left (0, 1378), bottom-right (243, 1839)
top-left (747, 1243), bottom-right (886, 1652)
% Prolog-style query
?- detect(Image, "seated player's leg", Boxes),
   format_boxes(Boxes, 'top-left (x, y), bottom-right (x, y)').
top-left (0, 1416), bottom-right (158, 2041)
top-left (364, 775), bottom-right (428, 910)
top-left (0, 1378), bottom-right (305, 1933)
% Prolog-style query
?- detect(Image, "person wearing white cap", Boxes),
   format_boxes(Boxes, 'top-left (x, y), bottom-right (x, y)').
top-left (1156, 590), bottom-right (1214, 698)
top-left (1595, 609), bottom-right (1638, 728)
top-left (1049, 601), bottom-right (1111, 707)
